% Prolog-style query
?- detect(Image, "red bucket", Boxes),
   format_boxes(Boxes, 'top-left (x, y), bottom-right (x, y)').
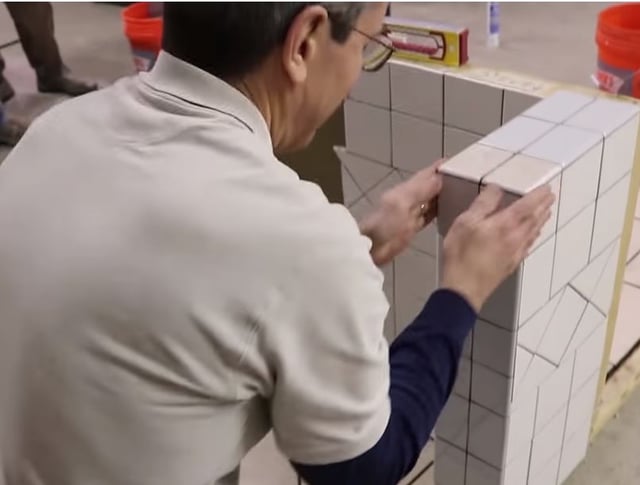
top-left (595, 3), bottom-right (640, 98)
top-left (122, 2), bottom-right (163, 73)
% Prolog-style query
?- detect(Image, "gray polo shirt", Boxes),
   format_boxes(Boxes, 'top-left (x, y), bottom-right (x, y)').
top-left (0, 52), bottom-right (391, 485)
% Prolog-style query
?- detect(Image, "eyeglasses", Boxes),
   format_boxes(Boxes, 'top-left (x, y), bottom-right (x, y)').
top-left (353, 28), bottom-right (395, 72)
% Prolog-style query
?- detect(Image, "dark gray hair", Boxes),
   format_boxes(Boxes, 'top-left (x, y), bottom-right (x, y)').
top-left (162, 3), bottom-right (366, 81)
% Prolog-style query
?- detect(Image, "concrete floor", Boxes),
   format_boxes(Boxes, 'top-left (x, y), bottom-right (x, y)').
top-left (1, 2), bottom-right (639, 484)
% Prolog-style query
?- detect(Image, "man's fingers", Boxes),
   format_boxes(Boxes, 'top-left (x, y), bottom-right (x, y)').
top-left (467, 184), bottom-right (504, 219)
top-left (405, 160), bottom-right (446, 202)
top-left (505, 185), bottom-right (555, 223)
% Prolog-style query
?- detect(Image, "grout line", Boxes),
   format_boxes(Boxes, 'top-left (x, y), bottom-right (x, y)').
top-left (623, 280), bottom-right (640, 291)
top-left (555, 291), bottom-right (591, 364)
top-left (531, 286), bottom-right (568, 358)
top-left (0, 39), bottom-right (19, 50)
top-left (548, 171), bottom-right (565, 302)
top-left (524, 389), bottom-right (540, 485)
top-left (606, 334), bottom-right (640, 380)
top-left (553, 352), bottom-right (578, 485)
top-left (588, 137), bottom-right (606, 262)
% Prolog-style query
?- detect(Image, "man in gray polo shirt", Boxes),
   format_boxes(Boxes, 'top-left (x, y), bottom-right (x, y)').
top-left (0, 4), bottom-right (553, 485)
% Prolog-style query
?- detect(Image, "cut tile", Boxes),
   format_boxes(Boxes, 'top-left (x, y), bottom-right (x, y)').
top-left (517, 290), bottom-right (563, 353)
top-left (536, 286), bottom-right (587, 365)
top-left (572, 323), bottom-right (606, 392)
top-left (480, 116), bottom-right (554, 153)
top-left (522, 90), bottom-right (594, 124)
top-left (597, 115), bottom-right (639, 195)
top-left (528, 452), bottom-right (560, 485)
top-left (534, 357), bottom-right (574, 434)
top-left (566, 371), bottom-right (599, 440)
top-left (334, 147), bottom-right (393, 196)
top-left (528, 406), bottom-right (567, 478)
top-left (591, 240), bottom-right (621, 315)
top-left (434, 439), bottom-right (466, 485)
top-left (340, 162), bottom-right (362, 207)
top-left (349, 63), bottom-right (390, 109)
top-left (466, 455), bottom-right (502, 485)
top-left (609, 284), bottom-right (640, 365)
top-left (564, 303), bottom-right (606, 357)
top-left (240, 432), bottom-right (299, 485)
top-left (479, 268), bottom-right (522, 331)
top-left (550, 202), bottom-right (596, 295)
top-left (503, 90), bottom-right (542, 124)
top-left (557, 417), bottom-right (591, 485)
top-left (473, 319), bottom-right (516, 376)
top-left (570, 239), bottom-right (617, 300)
top-left (471, 363), bottom-right (512, 416)
top-left (513, 355), bottom-right (556, 402)
top-left (443, 126), bottom-right (482, 158)
top-left (513, 346), bottom-right (534, 393)
top-left (565, 96), bottom-right (640, 137)
top-left (436, 174), bottom-right (479, 237)
top-left (344, 99), bottom-right (392, 165)
top-left (591, 174), bottom-right (631, 259)
top-left (412, 223), bottom-right (438, 257)
top-left (390, 60), bottom-right (444, 122)
top-left (391, 111), bottom-right (443, 173)
top-left (468, 403), bottom-right (507, 468)
top-left (505, 386), bottom-right (537, 463)
top-left (435, 393), bottom-right (469, 450)
top-left (453, 357), bottom-right (472, 399)
top-left (519, 235), bottom-right (557, 322)
top-left (438, 144), bottom-right (513, 183)
top-left (444, 75), bottom-right (503, 135)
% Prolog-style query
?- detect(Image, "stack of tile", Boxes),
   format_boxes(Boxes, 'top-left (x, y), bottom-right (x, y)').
top-left (340, 59), bottom-right (640, 485)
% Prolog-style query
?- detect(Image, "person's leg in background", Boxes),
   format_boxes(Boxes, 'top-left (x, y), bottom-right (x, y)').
top-left (0, 101), bottom-right (27, 147)
top-left (2, 2), bottom-right (97, 102)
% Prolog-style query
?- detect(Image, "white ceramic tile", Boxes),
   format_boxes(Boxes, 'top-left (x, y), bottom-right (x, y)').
top-left (479, 269), bottom-right (522, 331)
top-left (591, 240), bottom-right (621, 315)
top-left (437, 174), bottom-right (479, 237)
top-left (482, 153), bottom-right (561, 194)
top-left (400, 440), bottom-right (435, 485)
top-left (555, 142), bottom-right (602, 228)
top-left (480, 116), bottom-right (554, 153)
top-left (468, 403), bottom-right (507, 468)
top-left (349, 63), bottom-right (390, 109)
top-left (505, 385), bottom-right (537, 463)
top-left (473, 320), bottom-right (516, 376)
top-left (503, 90), bottom-right (542, 124)
top-left (528, 406), bottom-right (567, 478)
top-left (334, 147), bottom-right (393, 196)
top-left (557, 417), bottom-right (591, 485)
top-left (564, 303), bottom-right (606, 357)
top-left (438, 144), bottom-right (513, 183)
top-left (472, 363), bottom-right (512, 416)
top-left (444, 75), bottom-right (503, 135)
top-left (591, 174), bottom-right (631, 259)
top-left (466, 455), bottom-right (502, 485)
top-left (395, 296), bottom-right (428, 336)
top-left (390, 60), bottom-right (443, 122)
top-left (347, 193), bottom-right (374, 222)
top-left (502, 446), bottom-right (531, 485)
top-left (344, 99), bottom-right (391, 165)
top-left (436, 393), bottom-right (469, 450)
top-left (434, 439), bottom-right (466, 485)
top-left (572, 322), bottom-right (606, 392)
top-left (566, 96), bottom-right (640, 137)
top-left (443, 126), bottom-right (482, 158)
top-left (365, 170), bottom-right (404, 204)
top-left (570, 239), bottom-right (617, 300)
top-left (240, 432), bottom-right (298, 485)
top-left (597, 115), bottom-right (639, 196)
top-left (395, 249), bottom-right (437, 333)
top-left (392, 111), bottom-right (443, 173)
top-left (534, 357), bottom-right (573, 434)
top-left (517, 290), bottom-right (563, 353)
top-left (513, 355), bottom-right (556, 403)
top-left (523, 124), bottom-right (602, 168)
top-left (609, 284), bottom-right (640, 365)
top-left (519, 236), bottom-right (557, 323)
top-left (523, 90), bottom-right (594, 124)
top-left (536, 286), bottom-right (587, 365)
top-left (566, 371), bottom-right (599, 440)
top-left (412, 222), bottom-right (438, 257)
top-left (454, 357), bottom-right (472, 399)
top-left (528, 452), bottom-right (560, 485)
top-left (340, 163), bottom-right (362, 207)
top-left (513, 346), bottom-right (534, 395)
top-left (550, 202), bottom-right (596, 295)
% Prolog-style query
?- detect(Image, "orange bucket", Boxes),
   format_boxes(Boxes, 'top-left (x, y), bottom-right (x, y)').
top-left (122, 2), bottom-right (163, 73)
top-left (595, 3), bottom-right (640, 98)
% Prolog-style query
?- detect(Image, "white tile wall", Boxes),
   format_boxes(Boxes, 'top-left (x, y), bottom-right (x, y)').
top-left (434, 439), bottom-right (466, 485)
top-left (564, 303), bottom-right (605, 356)
top-left (444, 75), bottom-right (503, 135)
top-left (557, 417), bottom-right (591, 485)
top-left (591, 240), bottom-right (621, 314)
top-left (412, 222), bottom-right (439, 257)
top-left (503, 90), bottom-right (542, 124)
top-left (572, 323), bottom-right (607, 392)
top-left (344, 99), bottom-right (391, 164)
top-left (473, 319), bottom-right (516, 376)
top-left (468, 403), bottom-right (507, 468)
top-left (240, 432), bottom-right (298, 485)
top-left (479, 269), bottom-right (522, 330)
top-left (570, 238), bottom-right (617, 299)
top-left (596, 115), bottom-right (639, 196)
top-left (349, 63), bottom-right (390, 109)
top-left (390, 60), bottom-right (444, 122)
top-left (513, 355), bottom-right (556, 403)
top-left (522, 90), bottom-right (593, 124)
top-left (534, 357), bottom-right (573, 434)
top-left (519, 236), bottom-right (556, 323)
top-left (471, 364), bottom-right (512, 416)
top-left (528, 406), bottom-right (567, 479)
top-left (436, 393), bottom-right (470, 450)
top-left (466, 456), bottom-right (502, 485)
top-left (444, 126), bottom-right (482, 158)
top-left (565, 371), bottom-right (599, 440)
top-left (439, 143), bottom-right (514, 182)
top-left (335, 147), bottom-right (393, 196)
top-left (480, 116), bottom-right (554, 153)
top-left (392, 111), bottom-right (443, 173)
top-left (340, 163), bottom-right (362, 207)
top-left (505, 386), bottom-right (537, 463)
top-left (591, 174), bottom-right (631, 259)
top-left (517, 290), bottom-right (563, 353)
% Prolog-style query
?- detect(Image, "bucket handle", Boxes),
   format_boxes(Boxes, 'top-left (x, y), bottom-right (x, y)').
top-left (591, 67), bottom-right (640, 95)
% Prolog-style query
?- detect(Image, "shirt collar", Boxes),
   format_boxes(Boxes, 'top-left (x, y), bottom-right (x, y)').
top-left (140, 51), bottom-right (273, 150)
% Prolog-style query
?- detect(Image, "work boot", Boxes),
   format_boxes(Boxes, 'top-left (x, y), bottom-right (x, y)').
top-left (0, 117), bottom-right (28, 147)
top-left (37, 74), bottom-right (98, 97)
top-left (0, 76), bottom-right (15, 103)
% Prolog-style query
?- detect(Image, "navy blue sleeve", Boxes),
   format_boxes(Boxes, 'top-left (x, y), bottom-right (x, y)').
top-left (292, 289), bottom-right (476, 485)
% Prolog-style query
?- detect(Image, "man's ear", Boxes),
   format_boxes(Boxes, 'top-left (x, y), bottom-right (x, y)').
top-left (280, 5), bottom-right (329, 84)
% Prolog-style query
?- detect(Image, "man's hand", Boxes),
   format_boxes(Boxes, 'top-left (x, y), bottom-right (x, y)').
top-left (359, 162), bottom-right (443, 266)
top-left (440, 184), bottom-right (555, 312)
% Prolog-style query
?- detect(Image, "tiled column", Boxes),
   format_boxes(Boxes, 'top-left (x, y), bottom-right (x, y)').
top-left (435, 92), bottom-right (640, 485)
